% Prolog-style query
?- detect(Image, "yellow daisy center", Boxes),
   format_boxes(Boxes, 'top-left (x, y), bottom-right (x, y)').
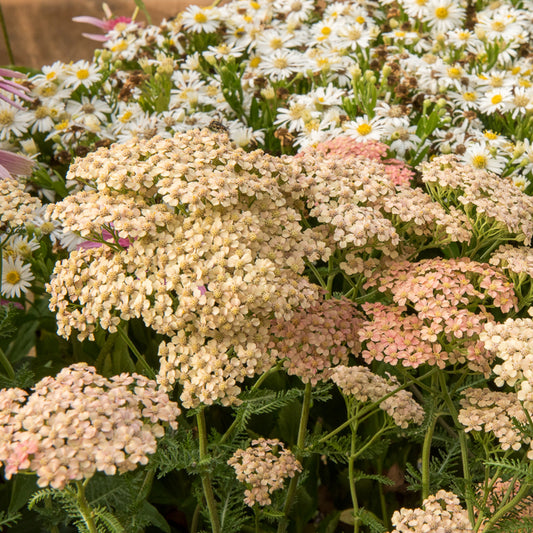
top-left (491, 94), bottom-right (503, 105)
top-left (484, 130), bottom-right (498, 140)
top-left (435, 7), bottom-right (449, 19)
top-left (249, 56), bottom-right (261, 68)
top-left (472, 155), bottom-right (487, 168)
top-left (0, 109), bottom-right (14, 126)
top-left (194, 12), bottom-right (208, 23)
top-left (448, 67), bottom-right (461, 78)
top-left (463, 92), bottom-right (477, 101)
top-left (76, 69), bottom-right (89, 80)
top-left (5, 270), bottom-right (21, 284)
top-left (491, 21), bottom-right (505, 32)
top-left (273, 57), bottom-right (289, 69)
top-left (45, 71), bottom-right (56, 81)
top-left (321, 26), bottom-right (332, 36)
top-left (356, 123), bottom-right (372, 136)
top-left (250, 1), bottom-right (260, 9)
top-left (356, 16), bottom-right (365, 24)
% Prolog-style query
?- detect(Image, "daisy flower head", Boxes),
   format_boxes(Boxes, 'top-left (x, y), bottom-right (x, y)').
top-left (424, 0), bottom-right (466, 34)
top-left (0, 100), bottom-right (32, 142)
top-left (475, 5), bottom-right (527, 42)
top-left (6, 235), bottom-right (39, 259)
top-left (449, 88), bottom-right (481, 111)
top-left (382, 118), bottom-right (421, 157)
top-left (254, 28), bottom-right (298, 56)
top-left (461, 142), bottom-right (508, 174)
top-left (180, 5), bottom-right (220, 33)
top-left (1, 256), bottom-right (34, 299)
top-left (275, 96), bottom-right (318, 132)
top-left (63, 60), bottom-right (102, 90)
top-left (478, 87), bottom-right (512, 115)
top-left (508, 86), bottom-right (533, 118)
top-left (273, 0), bottom-right (314, 23)
top-left (344, 115), bottom-right (387, 141)
top-left (400, 0), bottom-right (431, 19)
top-left (257, 49), bottom-right (307, 82)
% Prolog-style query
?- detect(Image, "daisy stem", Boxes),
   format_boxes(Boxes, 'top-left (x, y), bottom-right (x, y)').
top-left (197, 408), bottom-right (221, 533)
top-left (277, 381), bottom-right (312, 533)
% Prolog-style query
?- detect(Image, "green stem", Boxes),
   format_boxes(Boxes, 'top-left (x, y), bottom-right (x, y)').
top-left (197, 409), bottom-right (221, 533)
top-left (277, 382), bottom-right (312, 533)
top-left (75, 481), bottom-right (97, 533)
top-left (349, 417), bottom-right (361, 533)
top-left (0, 346), bottom-right (15, 380)
top-left (219, 364), bottom-right (281, 445)
top-left (116, 325), bottom-right (156, 379)
top-left (0, 4), bottom-right (14, 65)
top-left (478, 472), bottom-right (532, 532)
top-left (438, 371), bottom-right (474, 524)
top-left (421, 414), bottom-right (438, 500)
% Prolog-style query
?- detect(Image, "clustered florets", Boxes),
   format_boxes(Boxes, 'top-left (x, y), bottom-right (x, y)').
top-left (0, 363), bottom-right (180, 489)
top-left (46, 130), bottom-right (321, 407)
top-left (330, 365), bottom-right (425, 428)
top-left (227, 438), bottom-right (302, 507)
top-left (389, 490), bottom-right (472, 532)
top-left (0, 176), bottom-right (42, 231)
top-left (359, 257), bottom-right (517, 374)
top-left (268, 296), bottom-right (362, 385)
top-left (420, 155), bottom-right (533, 245)
top-left (458, 388), bottom-right (528, 454)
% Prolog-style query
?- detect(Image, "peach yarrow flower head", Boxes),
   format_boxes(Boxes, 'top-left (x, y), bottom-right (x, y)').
top-left (330, 365), bottom-right (425, 428)
top-left (0, 363), bottom-right (180, 489)
top-left (228, 438), bottom-right (302, 507)
top-left (389, 490), bottom-right (472, 533)
top-left (46, 129), bottom-right (321, 408)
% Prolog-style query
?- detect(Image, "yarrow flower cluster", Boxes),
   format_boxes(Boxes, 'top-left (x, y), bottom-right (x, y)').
top-left (330, 365), bottom-right (425, 428)
top-left (227, 438), bottom-right (302, 507)
top-left (389, 490), bottom-right (472, 532)
top-left (481, 315), bottom-right (533, 410)
top-left (458, 388), bottom-right (528, 455)
top-left (268, 297), bottom-right (362, 385)
top-left (0, 363), bottom-right (180, 489)
top-left (46, 129), bottom-right (320, 408)
top-left (359, 257), bottom-right (516, 374)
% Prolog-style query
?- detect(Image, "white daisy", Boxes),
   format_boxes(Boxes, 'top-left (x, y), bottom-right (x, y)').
top-left (63, 60), bottom-right (102, 90)
top-left (258, 49), bottom-right (308, 81)
top-left (508, 86), bottom-right (533, 118)
top-left (448, 89), bottom-right (481, 111)
top-left (180, 5), bottom-right (220, 33)
top-left (1, 256), bottom-right (34, 299)
top-left (275, 96), bottom-right (318, 132)
top-left (6, 235), bottom-right (40, 259)
top-left (381, 118), bottom-right (421, 157)
top-left (478, 88), bottom-right (512, 114)
top-left (461, 143), bottom-right (508, 174)
top-left (0, 100), bottom-right (32, 141)
top-left (273, 0), bottom-right (314, 23)
top-left (424, 0), bottom-right (465, 34)
top-left (344, 115), bottom-right (386, 141)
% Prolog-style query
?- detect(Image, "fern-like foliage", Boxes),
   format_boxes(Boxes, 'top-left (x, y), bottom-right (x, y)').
top-left (0, 303), bottom-right (19, 340)
top-left (0, 511), bottom-right (22, 531)
top-left (484, 458), bottom-right (533, 484)
top-left (493, 515), bottom-right (533, 532)
top-left (152, 428), bottom-right (200, 477)
top-left (0, 362), bottom-right (35, 389)
top-left (307, 433), bottom-right (351, 464)
top-left (356, 508), bottom-right (387, 533)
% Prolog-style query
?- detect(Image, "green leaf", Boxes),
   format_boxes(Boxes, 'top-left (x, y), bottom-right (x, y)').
top-left (133, 0), bottom-right (152, 25)
top-left (137, 501), bottom-right (171, 533)
top-left (8, 475), bottom-right (39, 513)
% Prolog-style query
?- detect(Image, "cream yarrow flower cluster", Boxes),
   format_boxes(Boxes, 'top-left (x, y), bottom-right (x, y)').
top-left (228, 438), bottom-right (302, 507)
top-left (46, 130), bottom-right (321, 407)
top-left (0, 363), bottom-right (180, 489)
top-left (389, 490), bottom-right (472, 532)
top-left (330, 365), bottom-right (425, 428)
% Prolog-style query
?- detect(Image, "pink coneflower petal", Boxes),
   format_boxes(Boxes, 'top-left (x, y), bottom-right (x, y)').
top-left (72, 15), bottom-right (112, 31)
top-left (81, 32), bottom-right (110, 42)
top-left (0, 150), bottom-right (34, 178)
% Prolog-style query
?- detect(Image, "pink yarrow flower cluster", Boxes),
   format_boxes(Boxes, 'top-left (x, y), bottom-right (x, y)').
top-left (228, 438), bottom-right (302, 507)
top-left (0, 363), bottom-right (180, 489)
top-left (298, 137), bottom-right (415, 185)
top-left (268, 297), bottom-right (362, 385)
top-left (359, 257), bottom-right (517, 374)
